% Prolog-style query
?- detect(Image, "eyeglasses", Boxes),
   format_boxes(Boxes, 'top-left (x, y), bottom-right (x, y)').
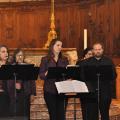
top-left (16, 54), bottom-right (24, 58)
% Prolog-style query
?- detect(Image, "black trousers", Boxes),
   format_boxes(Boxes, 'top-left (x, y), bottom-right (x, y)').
top-left (44, 92), bottom-right (65, 120)
top-left (0, 92), bottom-right (10, 117)
top-left (16, 91), bottom-right (30, 117)
top-left (80, 94), bottom-right (112, 120)
top-left (9, 90), bottom-right (30, 119)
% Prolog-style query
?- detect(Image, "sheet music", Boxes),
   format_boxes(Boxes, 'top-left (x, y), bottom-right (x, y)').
top-left (55, 80), bottom-right (89, 94)
top-left (72, 80), bottom-right (88, 92)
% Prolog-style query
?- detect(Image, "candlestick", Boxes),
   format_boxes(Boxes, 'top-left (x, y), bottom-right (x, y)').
top-left (84, 29), bottom-right (87, 49)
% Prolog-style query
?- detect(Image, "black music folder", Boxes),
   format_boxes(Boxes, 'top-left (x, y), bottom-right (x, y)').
top-left (83, 65), bottom-right (114, 82)
top-left (47, 66), bottom-right (81, 80)
top-left (82, 65), bottom-right (114, 92)
top-left (66, 65), bottom-right (81, 80)
top-left (14, 64), bottom-right (39, 80)
top-left (0, 64), bottom-right (39, 80)
top-left (47, 67), bottom-right (67, 80)
top-left (0, 65), bottom-right (14, 80)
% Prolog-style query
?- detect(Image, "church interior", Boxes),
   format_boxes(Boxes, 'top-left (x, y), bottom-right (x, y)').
top-left (0, 0), bottom-right (120, 120)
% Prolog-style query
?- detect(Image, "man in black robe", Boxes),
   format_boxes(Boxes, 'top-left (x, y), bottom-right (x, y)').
top-left (77, 43), bottom-right (117, 120)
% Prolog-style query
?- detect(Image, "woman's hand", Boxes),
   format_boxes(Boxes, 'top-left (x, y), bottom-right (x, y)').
top-left (45, 71), bottom-right (48, 76)
top-left (16, 83), bottom-right (21, 90)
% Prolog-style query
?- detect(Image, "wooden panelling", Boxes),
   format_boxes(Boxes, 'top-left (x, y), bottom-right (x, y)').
top-left (0, 0), bottom-right (119, 59)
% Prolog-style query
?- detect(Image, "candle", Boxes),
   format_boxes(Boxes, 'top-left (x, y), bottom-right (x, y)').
top-left (84, 29), bottom-right (87, 49)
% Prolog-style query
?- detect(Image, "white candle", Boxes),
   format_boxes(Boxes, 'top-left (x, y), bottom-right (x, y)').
top-left (84, 29), bottom-right (87, 49)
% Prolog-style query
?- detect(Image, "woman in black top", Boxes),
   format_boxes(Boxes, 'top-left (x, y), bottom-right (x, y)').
top-left (39, 38), bottom-right (69, 120)
top-left (9, 48), bottom-right (36, 119)
top-left (0, 45), bottom-right (10, 117)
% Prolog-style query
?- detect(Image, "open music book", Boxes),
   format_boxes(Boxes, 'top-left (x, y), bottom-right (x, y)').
top-left (55, 80), bottom-right (89, 94)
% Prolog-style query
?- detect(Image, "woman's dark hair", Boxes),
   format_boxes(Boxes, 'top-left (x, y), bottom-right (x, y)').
top-left (12, 48), bottom-right (24, 63)
top-left (47, 38), bottom-right (62, 61)
top-left (82, 47), bottom-right (93, 58)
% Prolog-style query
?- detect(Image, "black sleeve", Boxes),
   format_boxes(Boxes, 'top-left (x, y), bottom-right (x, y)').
top-left (76, 60), bottom-right (85, 81)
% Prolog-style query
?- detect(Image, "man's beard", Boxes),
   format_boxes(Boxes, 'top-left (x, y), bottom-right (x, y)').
top-left (94, 53), bottom-right (103, 58)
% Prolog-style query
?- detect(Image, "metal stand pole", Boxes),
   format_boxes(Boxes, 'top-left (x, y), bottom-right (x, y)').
top-left (97, 73), bottom-right (100, 120)
top-left (13, 72), bottom-right (17, 119)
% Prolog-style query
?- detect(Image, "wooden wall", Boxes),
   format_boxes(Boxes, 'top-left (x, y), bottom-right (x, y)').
top-left (0, 0), bottom-right (120, 63)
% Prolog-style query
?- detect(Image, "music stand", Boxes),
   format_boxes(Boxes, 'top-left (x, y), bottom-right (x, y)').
top-left (0, 64), bottom-right (39, 118)
top-left (66, 66), bottom-right (82, 120)
top-left (47, 66), bottom-right (85, 120)
top-left (83, 65), bottom-right (114, 120)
